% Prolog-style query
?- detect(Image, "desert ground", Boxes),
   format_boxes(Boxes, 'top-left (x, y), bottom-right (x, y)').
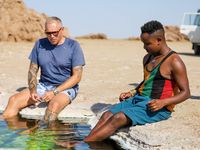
top-left (0, 39), bottom-right (200, 149)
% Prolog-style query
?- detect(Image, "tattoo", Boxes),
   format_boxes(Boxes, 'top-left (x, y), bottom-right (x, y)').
top-left (44, 109), bottom-right (58, 122)
top-left (73, 66), bottom-right (83, 79)
top-left (28, 62), bottom-right (39, 91)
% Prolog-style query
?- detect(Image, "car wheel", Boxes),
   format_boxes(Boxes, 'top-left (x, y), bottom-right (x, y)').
top-left (194, 44), bottom-right (200, 55)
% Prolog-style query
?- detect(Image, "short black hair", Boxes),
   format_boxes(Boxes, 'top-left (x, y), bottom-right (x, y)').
top-left (141, 20), bottom-right (164, 34)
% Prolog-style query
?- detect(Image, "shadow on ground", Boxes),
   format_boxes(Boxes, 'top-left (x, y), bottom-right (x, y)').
top-left (16, 87), bottom-right (27, 92)
top-left (128, 83), bottom-right (139, 88)
top-left (90, 103), bottom-right (112, 114)
top-left (190, 95), bottom-right (200, 100)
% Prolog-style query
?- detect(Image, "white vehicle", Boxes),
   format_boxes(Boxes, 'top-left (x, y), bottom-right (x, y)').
top-left (180, 10), bottom-right (200, 55)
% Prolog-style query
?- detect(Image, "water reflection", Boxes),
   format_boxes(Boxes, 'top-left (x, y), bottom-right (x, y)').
top-left (0, 114), bottom-right (121, 150)
top-left (4, 116), bottom-right (39, 134)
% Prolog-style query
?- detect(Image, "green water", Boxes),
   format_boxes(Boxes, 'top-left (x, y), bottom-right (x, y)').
top-left (0, 114), bottom-right (121, 150)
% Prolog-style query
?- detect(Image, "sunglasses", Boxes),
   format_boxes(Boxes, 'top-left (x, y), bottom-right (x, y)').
top-left (45, 27), bottom-right (63, 36)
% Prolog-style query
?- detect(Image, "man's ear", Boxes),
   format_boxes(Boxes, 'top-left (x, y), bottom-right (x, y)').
top-left (157, 37), bottom-right (162, 45)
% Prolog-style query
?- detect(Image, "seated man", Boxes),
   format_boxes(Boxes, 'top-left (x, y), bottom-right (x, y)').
top-left (3, 16), bottom-right (85, 122)
top-left (84, 20), bottom-right (190, 141)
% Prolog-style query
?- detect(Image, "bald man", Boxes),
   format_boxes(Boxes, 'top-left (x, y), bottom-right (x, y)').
top-left (3, 17), bottom-right (85, 122)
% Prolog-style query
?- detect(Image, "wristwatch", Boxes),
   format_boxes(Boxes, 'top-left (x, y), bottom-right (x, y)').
top-left (53, 89), bottom-right (60, 96)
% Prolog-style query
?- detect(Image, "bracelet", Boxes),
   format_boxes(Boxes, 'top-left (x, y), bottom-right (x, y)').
top-left (130, 89), bottom-right (136, 97)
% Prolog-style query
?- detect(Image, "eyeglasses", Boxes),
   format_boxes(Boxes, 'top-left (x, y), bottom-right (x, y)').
top-left (45, 27), bottom-right (63, 37)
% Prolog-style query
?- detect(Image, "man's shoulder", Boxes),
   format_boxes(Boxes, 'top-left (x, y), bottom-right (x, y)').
top-left (168, 52), bottom-right (182, 63)
top-left (170, 52), bottom-right (184, 66)
top-left (34, 38), bottom-right (49, 47)
top-left (64, 38), bottom-right (80, 47)
top-left (163, 52), bottom-right (186, 72)
top-left (37, 38), bottom-right (49, 44)
top-left (34, 38), bottom-right (53, 50)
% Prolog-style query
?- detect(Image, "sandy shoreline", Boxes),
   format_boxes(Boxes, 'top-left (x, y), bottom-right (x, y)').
top-left (0, 39), bottom-right (200, 149)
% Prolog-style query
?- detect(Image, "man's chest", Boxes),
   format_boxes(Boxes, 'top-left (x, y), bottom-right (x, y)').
top-left (38, 48), bottom-right (73, 67)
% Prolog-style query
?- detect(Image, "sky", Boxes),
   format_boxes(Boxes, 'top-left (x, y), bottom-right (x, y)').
top-left (23, 0), bottom-right (200, 39)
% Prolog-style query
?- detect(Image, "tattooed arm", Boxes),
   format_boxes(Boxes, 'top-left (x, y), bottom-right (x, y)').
top-left (28, 62), bottom-right (39, 101)
top-left (57, 65), bottom-right (83, 91)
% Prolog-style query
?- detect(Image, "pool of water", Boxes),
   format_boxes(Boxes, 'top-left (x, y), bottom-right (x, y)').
top-left (0, 114), bottom-right (122, 150)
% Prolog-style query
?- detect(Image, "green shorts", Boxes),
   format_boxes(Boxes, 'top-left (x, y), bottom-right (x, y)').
top-left (109, 94), bottom-right (171, 125)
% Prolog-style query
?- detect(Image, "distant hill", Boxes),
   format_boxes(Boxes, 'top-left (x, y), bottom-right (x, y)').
top-left (0, 0), bottom-right (188, 42)
top-left (76, 33), bottom-right (107, 40)
top-left (0, 0), bottom-right (47, 42)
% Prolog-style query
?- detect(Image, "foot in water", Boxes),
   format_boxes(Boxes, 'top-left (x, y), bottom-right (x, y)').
top-left (56, 141), bottom-right (82, 148)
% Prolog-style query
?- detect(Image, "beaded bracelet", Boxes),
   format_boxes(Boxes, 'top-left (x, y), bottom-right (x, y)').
top-left (130, 89), bottom-right (136, 97)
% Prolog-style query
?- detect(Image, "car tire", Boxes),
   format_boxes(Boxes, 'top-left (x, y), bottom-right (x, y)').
top-left (194, 44), bottom-right (200, 55)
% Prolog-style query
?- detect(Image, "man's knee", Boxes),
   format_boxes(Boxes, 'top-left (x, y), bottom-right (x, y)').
top-left (6, 95), bottom-right (21, 110)
top-left (48, 97), bottom-right (70, 112)
top-left (101, 111), bottom-right (113, 120)
top-left (3, 96), bottom-right (19, 117)
top-left (109, 112), bottom-right (129, 127)
top-left (48, 101), bottom-right (60, 111)
top-left (8, 95), bottom-right (17, 104)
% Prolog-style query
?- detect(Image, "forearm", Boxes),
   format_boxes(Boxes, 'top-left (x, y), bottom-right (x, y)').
top-left (56, 66), bottom-right (83, 91)
top-left (148, 89), bottom-right (190, 112)
top-left (28, 62), bottom-right (39, 92)
top-left (56, 76), bottom-right (80, 91)
top-left (162, 89), bottom-right (190, 106)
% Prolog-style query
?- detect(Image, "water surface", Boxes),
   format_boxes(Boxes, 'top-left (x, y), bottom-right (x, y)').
top-left (0, 114), bottom-right (121, 150)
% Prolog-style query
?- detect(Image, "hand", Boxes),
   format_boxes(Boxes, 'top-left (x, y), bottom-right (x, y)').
top-left (30, 90), bottom-right (41, 102)
top-left (42, 91), bottom-right (55, 102)
top-left (148, 99), bottom-right (165, 112)
top-left (119, 92), bottom-right (132, 102)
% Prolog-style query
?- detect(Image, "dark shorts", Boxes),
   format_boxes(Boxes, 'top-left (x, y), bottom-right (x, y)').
top-left (109, 95), bottom-right (171, 125)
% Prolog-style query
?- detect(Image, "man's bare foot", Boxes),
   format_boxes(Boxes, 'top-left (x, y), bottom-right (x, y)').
top-left (56, 141), bottom-right (80, 148)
